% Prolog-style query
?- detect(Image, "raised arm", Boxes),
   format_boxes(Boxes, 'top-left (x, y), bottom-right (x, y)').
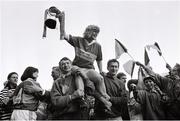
top-left (57, 11), bottom-right (65, 40)
top-left (135, 61), bottom-right (155, 76)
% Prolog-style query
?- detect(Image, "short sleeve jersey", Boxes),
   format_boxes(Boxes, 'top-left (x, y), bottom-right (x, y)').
top-left (67, 35), bottom-right (102, 69)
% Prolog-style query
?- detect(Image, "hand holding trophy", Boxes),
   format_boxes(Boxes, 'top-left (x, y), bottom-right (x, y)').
top-left (43, 6), bottom-right (65, 40)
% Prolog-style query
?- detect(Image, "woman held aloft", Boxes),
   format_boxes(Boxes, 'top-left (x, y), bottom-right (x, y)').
top-left (11, 66), bottom-right (49, 121)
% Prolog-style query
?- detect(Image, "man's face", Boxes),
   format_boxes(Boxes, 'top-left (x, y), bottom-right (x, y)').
top-left (60, 60), bottom-right (72, 73)
top-left (171, 66), bottom-right (180, 79)
top-left (144, 78), bottom-right (154, 90)
top-left (9, 74), bottom-right (18, 86)
top-left (107, 62), bottom-right (119, 76)
top-left (120, 75), bottom-right (127, 84)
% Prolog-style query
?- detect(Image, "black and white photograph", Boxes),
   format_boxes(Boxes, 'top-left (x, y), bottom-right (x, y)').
top-left (0, 0), bottom-right (180, 120)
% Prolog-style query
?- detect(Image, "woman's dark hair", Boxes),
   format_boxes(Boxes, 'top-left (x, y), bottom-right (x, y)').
top-left (21, 66), bottom-right (38, 81)
top-left (7, 72), bottom-right (18, 80)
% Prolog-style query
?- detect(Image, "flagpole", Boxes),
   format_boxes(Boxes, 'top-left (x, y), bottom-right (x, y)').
top-left (161, 55), bottom-right (167, 64)
top-left (127, 52), bottom-right (135, 61)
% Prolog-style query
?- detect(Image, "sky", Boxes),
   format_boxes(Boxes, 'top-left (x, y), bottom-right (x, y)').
top-left (1, 0), bottom-right (180, 90)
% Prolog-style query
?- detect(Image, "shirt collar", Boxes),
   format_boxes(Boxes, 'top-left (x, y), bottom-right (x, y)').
top-left (106, 72), bottom-right (117, 79)
top-left (60, 71), bottom-right (72, 79)
top-left (85, 39), bottom-right (96, 46)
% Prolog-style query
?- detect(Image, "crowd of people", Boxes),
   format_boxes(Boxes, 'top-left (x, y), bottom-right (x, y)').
top-left (1, 6), bottom-right (180, 121)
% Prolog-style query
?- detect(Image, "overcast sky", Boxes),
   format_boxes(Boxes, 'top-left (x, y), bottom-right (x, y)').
top-left (1, 0), bottom-right (180, 89)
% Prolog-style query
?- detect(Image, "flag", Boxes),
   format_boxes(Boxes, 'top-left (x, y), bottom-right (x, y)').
top-left (123, 60), bottom-right (135, 77)
top-left (146, 42), bottom-right (162, 56)
top-left (115, 39), bottom-right (128, 59)
top-left (136, 67), bottom-right (146, 89)
top-left (144, 48), bottom-right (150, 66)
top-left (154, 42), bottom-right (162, 56)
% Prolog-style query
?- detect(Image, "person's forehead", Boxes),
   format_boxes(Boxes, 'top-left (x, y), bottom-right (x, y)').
top-left (109, 62), bottom-right (118, 66)
top-left (144, 78), bottom-right (152, 82)
top-left (122, 76), bottom-right (127, 79)
top-left (11, 74), bottom-right (18, 77)
top-left (61, 60), bottom-right (71, 63)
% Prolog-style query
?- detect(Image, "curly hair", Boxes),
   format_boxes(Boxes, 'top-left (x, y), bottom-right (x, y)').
top-left (83, 25), bottom-right (100, 38)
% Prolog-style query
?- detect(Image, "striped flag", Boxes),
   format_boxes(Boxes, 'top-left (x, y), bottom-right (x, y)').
top-left (115, 39), bottom-right (128, 59)
top-left (123, 60), bottom-right (135, 77)
top-left (146, 42), bottom-right (162, 56)
top-left (136, 67), bottom-right (146, 89)
top-left (154, 42), bottom-right (162, 56)
top-left (144, 48), bottom-right (150, 66)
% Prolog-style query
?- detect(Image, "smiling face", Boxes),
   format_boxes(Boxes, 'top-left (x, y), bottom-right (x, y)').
top-left (83, 25), bottom-right (100, 41)
top-left (9, 73), bottom-right (18, 86)
top-left (144, 78), bottom-right (155, 90)
top-left (59, 59), bottom-right (72, 74)
top-left (107, 62), bottom-right (119, 76)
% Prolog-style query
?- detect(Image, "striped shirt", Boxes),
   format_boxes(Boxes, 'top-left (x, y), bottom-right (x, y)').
top-left (0, 88), bottom-right (15, 120)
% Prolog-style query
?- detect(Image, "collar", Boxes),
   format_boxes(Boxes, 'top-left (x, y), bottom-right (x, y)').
top-left (60, 71), bottom-right (72, 79)
top-left (146, 88), bottom-right (157, 93)
top-left (85, 39), bottom-right (96, 46)
top-left (106, 72), bottom-right (117, 79)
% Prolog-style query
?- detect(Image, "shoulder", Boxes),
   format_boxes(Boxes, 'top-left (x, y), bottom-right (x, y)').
top-left (94, 41), bottom-right (101, 47)
top-left (0, 88), bottom-right (8, 94)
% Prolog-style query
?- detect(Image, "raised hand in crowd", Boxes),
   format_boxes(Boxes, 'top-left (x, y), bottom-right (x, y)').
top-left (135, 61), bottom-right (155, 76)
